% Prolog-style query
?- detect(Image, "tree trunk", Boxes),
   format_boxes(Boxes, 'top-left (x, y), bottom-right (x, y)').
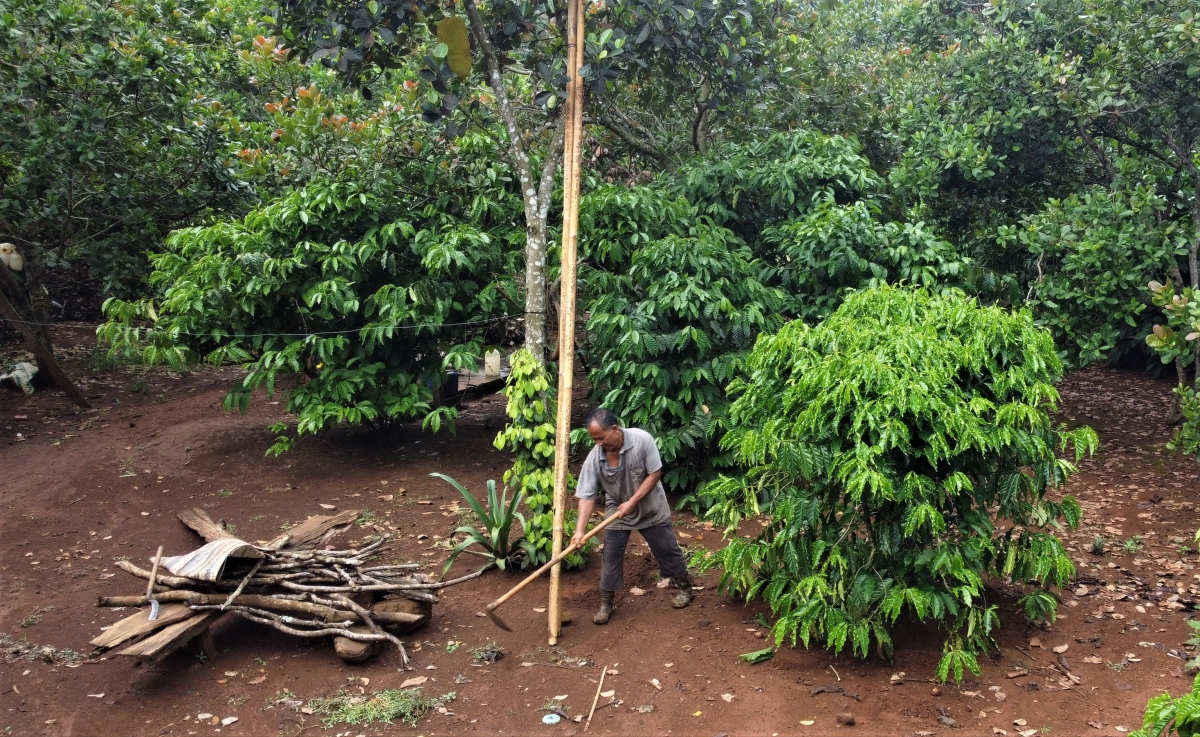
top-left (523, 214), bottom-right (549, 360)
top-left (1190, 175), bottom-right (1200, 388)
top-left (462, 0), bottom-right (566, 364)
top-left (691, 82), bottom-right (712, 156)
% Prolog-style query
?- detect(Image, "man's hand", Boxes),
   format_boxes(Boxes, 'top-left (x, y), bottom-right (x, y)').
top-left (572, 497), bottom-right (596, 549)
top-left (616, 500), bottom-right (638, 519)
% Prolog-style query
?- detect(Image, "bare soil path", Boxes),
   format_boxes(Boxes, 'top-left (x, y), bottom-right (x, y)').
top-left (2, 330), bottom-right (1198, 736)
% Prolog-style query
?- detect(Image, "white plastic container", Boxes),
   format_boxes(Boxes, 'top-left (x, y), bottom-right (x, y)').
top-left (484, 350), bottom-right (502, 378)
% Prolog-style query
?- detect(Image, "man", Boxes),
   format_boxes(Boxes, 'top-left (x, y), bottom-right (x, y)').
top-left (570, 407), bottom-right (694, 625)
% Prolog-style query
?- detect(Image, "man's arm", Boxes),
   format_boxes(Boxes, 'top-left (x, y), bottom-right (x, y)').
top-left (615, 469), bottom-right (663, 519)
top-left (570, 497), bottom-right (597, 548)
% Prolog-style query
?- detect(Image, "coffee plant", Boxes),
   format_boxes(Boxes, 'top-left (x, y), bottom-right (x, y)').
top-left (99, 145), bottom-right (522, 452)
top-left (697, 285), bottom-right (1097, 681)
top-left (1130, 671), bottom-right (1200, 737)
top-left (763, 194), bottom-right (967, 321)
top-left (493, 349), bottom-right (589, 568)
top-left (585, 224), bottom-right (788, 504)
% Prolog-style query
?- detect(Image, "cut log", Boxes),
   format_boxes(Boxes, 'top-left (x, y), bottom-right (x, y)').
top-left (90, 604), bottom-right (194, 649)
top-left (98, 592), bottom-right (424, 626)
top-left (268, 510), bottom-right (360, 550)
top-left (177, 508), bottom-right (235, 543)
top-left (116, 612), bottom-right (220, 662)
top-left (334, 624), bottom-right (381, 663)
top-left (373, 598), bottom-right (432, 635)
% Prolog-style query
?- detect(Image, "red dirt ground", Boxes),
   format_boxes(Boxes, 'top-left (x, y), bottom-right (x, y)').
top-left (3, 328), bottom-right (1200, 737)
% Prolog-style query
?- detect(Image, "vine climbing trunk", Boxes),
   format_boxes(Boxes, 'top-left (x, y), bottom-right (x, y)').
top-left (548, 0), bottom-right (585, 646)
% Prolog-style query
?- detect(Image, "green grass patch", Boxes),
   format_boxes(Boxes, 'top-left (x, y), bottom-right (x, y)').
top-left (304, 688), bottom-right (455, 728)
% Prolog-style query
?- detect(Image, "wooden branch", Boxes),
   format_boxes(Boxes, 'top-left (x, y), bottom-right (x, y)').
top-left (96, 592), bottom-right (424, 626)
top-left (334, 593), bottom-right (408, 665)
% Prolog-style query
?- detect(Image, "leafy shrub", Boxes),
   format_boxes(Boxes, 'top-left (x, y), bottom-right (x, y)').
top-left (673, 129), bottom-right (881, 242)
top-left (1145, 280), bottom-right (1200, 459)
top-left (431, 474), bottom-right (526, 573)
top-left (1012, 185), bottom-right (1184, 367)
top-left (1, 0), bottom-right (264, 298)
top-left (578, 183), bottom-right (697, 273)
top-left (99, 166), bottom-right (518, 453)
top-left (764, 195), bottom-right (968, 321)
top-left (697, 285), bottom-right (1097, 681)
top-left (492, 350), bottom-right (589, 568)
top-left (1130, 672), bottom-right (1200, 737)
top-left (585, 225), bottom-right (788, 501)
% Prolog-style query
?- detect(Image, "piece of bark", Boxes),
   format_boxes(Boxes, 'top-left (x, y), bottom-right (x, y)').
top-left (116, 612), bottom-right (220, 662)
top-left (90, 604), bottom-right (194, 649)
top-left (97, 592), bottom-right (423, 626)
top-left (267, 510), bottom-right (360, 550)
top-left (334, 624), bottom-right (382, 663)
top-left (177, 508), bottom-right (235, 543)
top-left (373, 599), bottom-right (432, 634)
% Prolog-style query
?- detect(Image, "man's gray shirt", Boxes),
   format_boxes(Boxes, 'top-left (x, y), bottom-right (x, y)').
top-left (575, 427), bottom-right (672, 531)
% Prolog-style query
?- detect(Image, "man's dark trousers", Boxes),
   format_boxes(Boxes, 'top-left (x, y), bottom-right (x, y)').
top-left (599, 521), bottom-right (688, 592)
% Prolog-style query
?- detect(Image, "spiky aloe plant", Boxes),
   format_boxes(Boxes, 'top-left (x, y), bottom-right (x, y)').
top-left (431, 473), bottom-right (527, 574)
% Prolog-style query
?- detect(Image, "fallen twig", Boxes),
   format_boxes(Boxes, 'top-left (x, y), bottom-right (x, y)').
top-left (585, 663), bottom-right (609, 732)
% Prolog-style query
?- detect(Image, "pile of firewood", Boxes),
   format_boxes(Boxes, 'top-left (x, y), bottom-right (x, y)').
top-left (91, 508), bottom-right (482, 665)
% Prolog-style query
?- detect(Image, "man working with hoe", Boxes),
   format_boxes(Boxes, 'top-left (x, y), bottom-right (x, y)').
top-left (571, 407), bottom-right (694, 624)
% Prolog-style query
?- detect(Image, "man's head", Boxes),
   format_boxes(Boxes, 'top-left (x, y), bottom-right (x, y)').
top-left (585, 407), bottom-right (623, 452)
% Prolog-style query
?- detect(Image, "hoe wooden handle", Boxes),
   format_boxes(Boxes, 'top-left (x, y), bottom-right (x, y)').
top-left (486, 512), bottom-right (621, 614)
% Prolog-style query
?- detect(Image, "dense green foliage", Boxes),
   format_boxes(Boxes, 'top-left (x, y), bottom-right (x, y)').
top-left (586, 222), bottom-right (787, 498)
top-left (99, 123), bottom-right (524, 451)
top-left (492, 350), bottom-right (589, 568)
top-left (1016, 185), bottom-right (1185, 365)
top-left (697, 286), bottom-right (1096, 680)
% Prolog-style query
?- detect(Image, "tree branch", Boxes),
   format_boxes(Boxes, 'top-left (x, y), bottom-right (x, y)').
top-left (594, 100), bottom-right (674, 171)
top-left (461, 0), bottom-right (538, 211)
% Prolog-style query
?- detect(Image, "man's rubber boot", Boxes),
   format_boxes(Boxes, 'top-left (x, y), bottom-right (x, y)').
top-left (671, 575), bottom-right (695, 609)
top-left (593, 590), bottom-right (616, 625)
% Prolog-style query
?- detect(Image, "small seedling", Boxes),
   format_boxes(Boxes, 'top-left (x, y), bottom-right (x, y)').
top-left (1106, 660), bottom-right (1127, 672)
top-left (1122, 535), bottom-right (1143, 554)
top-left (445, 640), bottom-right (462, 654)
top-left (357, 510), bottom-right (378, 526)
top-left (20, 606), bottom-right (52, 628)
top-left (1090, 536), bottom-right (1106, 555)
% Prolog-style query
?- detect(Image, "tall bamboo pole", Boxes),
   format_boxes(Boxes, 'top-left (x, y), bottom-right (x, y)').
top-left (548, 0), bottom-right (586, 646)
